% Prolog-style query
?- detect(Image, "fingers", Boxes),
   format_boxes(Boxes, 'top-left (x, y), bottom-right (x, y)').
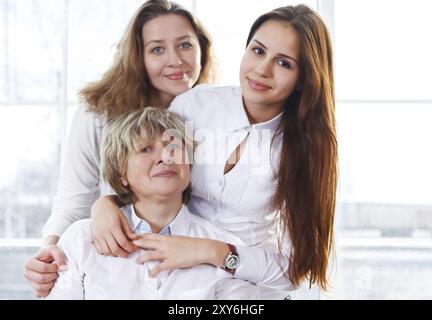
top-left (25, 257), bottom-right (59, 274)
top-left (119, 214), bottom-right (140, 241)
top-left (93, 239), bottom-right (103, 255)
top-left (49, 246), bottom-right (68, 271)
top-left (132, 239), bottom-right (161, 250)
top-left (140, 233), bottom-right (166, 241)
top-left (105, 233), bottom-right (129, 258)
top-left (112, 228), bottom-right (139, 255)
top-left (29, 281), bottom-right (55, 298)
top-left (95, 238), bottom-right (111, 256)
top-left (149, 261), bottom-right (170, 278)
top-left (24, 269), bottom-right (58, 284)
top-left (137, 250), bottom-right (165, 264)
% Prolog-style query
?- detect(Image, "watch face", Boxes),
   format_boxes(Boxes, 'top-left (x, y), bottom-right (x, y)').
top-left (226, 255), bottom-right (240, 270)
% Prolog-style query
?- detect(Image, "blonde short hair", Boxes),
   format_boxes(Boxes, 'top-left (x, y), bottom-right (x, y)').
top-left (102, 107), bottom-right (194, 205)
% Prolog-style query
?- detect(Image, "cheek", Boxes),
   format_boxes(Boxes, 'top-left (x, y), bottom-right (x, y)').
top-left (240, 51), bottom-right (260, 81)
top-left (126, 157), bottom-right (151, 182)
top-left (276, 71), bottom-right (300, 96)
top-left (179, 165), bottom-right (191, 183)
top-left (184, 49), bottom-right (202, 75)
top-left (239, 52), bottom-right (251, 78)
top-left (144, 56), bottom-right (163, 81)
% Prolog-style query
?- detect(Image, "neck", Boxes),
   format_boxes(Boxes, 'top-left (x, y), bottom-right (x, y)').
top-left (243, 99), bottom-right (283, 124)
top-left (132, 195), bottom-right (183, 233)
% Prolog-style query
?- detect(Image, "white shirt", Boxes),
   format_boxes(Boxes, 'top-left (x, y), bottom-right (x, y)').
top-left (42, 85), bottom-right (295, 293)
top-left (46, 204), bottom-right (259, 300)
top-left (170, 86), bottom-right (293, 290)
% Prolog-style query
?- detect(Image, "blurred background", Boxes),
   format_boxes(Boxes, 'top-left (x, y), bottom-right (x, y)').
top-left (0, 0), bottom-right (431, 299)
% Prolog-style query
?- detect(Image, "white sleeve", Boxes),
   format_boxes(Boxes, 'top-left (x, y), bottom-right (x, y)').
top-left (234, 234), bottom-right (296, 291)
top-left (42, 106), bottom-right (105, 238)
top-left (45, 223), bottom-right (86, 300)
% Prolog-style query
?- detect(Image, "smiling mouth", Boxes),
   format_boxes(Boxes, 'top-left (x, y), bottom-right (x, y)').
top-left (247, 78), bottom-right (272, 91)
top-left (152, 170), bottom-right (177, 178)
top-left (166, 72), bottom-right (187, 81)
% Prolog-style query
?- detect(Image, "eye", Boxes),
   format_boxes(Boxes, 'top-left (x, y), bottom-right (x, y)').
top-left (277, 59), bottom-right (292, 69)
top-left (179, 42), bottom-right (193, 50)
top-left (252, 47), bottom-right (265, 55)
top-left (151, 47), bottom-right (164, 54)
top-left (141, 146), bottom-right (153, 153)
top-left (166, 143), bottom-right (182, 151)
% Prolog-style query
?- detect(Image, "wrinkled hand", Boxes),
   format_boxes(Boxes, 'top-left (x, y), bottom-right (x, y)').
top-left (24, 245), bottom-right (67, 298)
top-left (91, 197), bottom-right (140, 258)
top-left (133, 234), bottom-right (211, 277)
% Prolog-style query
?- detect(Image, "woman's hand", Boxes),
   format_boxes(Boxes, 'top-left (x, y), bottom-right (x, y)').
top-left (133, 234), bottom-right (230, 277)
top-left (91, 195), bottom-right (140, 258)
top-left (24, 244), bottom-right (67, 298)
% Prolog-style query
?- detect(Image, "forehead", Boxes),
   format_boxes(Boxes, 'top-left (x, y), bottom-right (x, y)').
top-left (253, 20), bottom-right (301, 60)
top-left (142, 14), bottom-right (197, 42)
top-left (138, 127), bottom-right (183, 143)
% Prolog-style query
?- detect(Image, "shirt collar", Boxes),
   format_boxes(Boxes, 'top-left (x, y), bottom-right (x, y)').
top-left (226, 87), bottom-right (283, 132)
top-left (123, 204), bottom-right (191, 236)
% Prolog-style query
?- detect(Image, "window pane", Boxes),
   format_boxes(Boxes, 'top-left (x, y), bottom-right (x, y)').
top-left (0, 106), bottom-right (59, 238)
top-left (196, 0), bottom-right (317, 85)
top-left (335, 0), bottom-right (432, 100)
top-left (0, 0), bottom-right (6, 101)
top-left (337, 103), bottom-right (432, 206)
top-left (0, 246), bottom-right (38, 299)
top-left (1, 0), bottom-right (64, 102)
top-left (67, 0), bottom-right (141, 102)
top-left (329, 242), bottom-right (432, 299)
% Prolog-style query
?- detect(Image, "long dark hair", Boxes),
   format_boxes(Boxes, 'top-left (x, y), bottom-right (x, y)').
top-left (247, 5), bottom-right (338, 290)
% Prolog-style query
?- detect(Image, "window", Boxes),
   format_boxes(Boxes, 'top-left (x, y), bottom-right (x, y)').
top-left (331, 0), bottom-right (432, 299)
top-left (0, 0), bottom-right (319, 300)
top-left (4, 0), bottom-right (429, 300)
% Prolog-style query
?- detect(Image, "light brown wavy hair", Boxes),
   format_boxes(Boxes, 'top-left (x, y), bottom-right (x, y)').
top-left (246, 5), bottom-right (338, 290)
top-left (80, 0), bottom-right (217, 121)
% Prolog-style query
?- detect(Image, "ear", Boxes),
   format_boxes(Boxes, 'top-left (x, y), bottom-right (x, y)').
top-left (121, 176), bottom-right (129, 188)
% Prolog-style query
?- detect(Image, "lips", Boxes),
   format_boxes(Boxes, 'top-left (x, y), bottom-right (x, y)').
top-left (152, 170), bottom-right (177, 178)
top-left (166, 72), bottom-right (186, 81)
top-left (247, 78), bottom-right (272, 91)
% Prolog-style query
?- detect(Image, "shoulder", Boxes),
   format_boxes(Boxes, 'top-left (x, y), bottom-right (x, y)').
top-left (58, 219), bottom-right (92, 248)
top-left (186, 210), bottom-right (245, 246)
top-left (169, 85), bottom-right (241, 124)
top-left (184, 85), bottom-right (240, 102)
top-left (67, 105), bottom-right (106, 150)
top-left (73, 105), bottom-right (106, 129)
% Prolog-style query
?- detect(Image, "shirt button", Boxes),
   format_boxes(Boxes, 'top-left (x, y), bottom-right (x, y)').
top-left (218, 179), bottom-right (224, 186)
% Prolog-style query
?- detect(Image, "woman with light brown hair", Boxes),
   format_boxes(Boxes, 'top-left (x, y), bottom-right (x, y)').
top-left (24, 0), bottom-right (217, 297)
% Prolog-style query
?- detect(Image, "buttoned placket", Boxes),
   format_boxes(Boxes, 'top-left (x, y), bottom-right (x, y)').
top-left (133, 216), bottom-right (172, 298)
top-left (211, 127), bottom-right (251, 207)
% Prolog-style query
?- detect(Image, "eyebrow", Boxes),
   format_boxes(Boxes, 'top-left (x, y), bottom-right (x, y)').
top-left (144, 35), bottom-right (195, 48)
top-left (252, 39), bottom-right (299, 65)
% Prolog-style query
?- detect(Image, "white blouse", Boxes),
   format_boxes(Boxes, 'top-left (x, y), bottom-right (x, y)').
top-left (42, 85), bottom-right (294, 292)
top-left (170, 85), bottom-right (292, 290)
top-left (46, 205), bottom-right (264, 300)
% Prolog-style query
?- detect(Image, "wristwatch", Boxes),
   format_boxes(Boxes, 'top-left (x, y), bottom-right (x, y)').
top-left (222, 243), bottom-right (240, 275)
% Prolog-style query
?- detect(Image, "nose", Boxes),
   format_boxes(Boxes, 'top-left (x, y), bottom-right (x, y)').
top-left (166, 48), bottom-right (183, 68)
top-left (155, 147), bottom-right (175, 166)
top-left (254, 58), bottom-right (272, 78)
